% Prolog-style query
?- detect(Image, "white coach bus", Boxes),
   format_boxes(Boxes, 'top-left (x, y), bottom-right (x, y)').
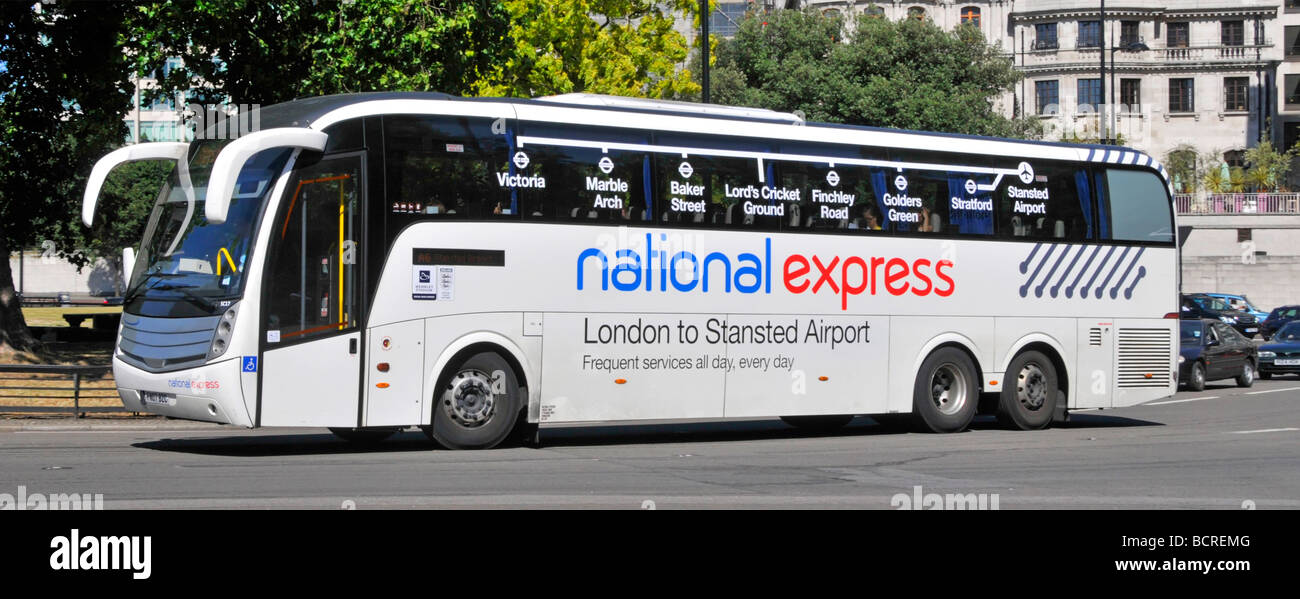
top-left (82, 92), bottom-right (1179, 448)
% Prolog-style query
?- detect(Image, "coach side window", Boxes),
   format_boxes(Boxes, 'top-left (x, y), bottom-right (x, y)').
top-left (382, 115), bottom-right (513, 227)
top-left (652, 133), bottom-right (770, 229)
top-left (996, 162), bottom-right (1090, 241)
top-left (515, 123), bottom-right (651, 222)
top-left (1100, 168), bottom-right (1174, 244)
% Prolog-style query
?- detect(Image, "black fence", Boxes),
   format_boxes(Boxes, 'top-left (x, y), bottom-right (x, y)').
top-left (0, 364), bottom-right (128, 417)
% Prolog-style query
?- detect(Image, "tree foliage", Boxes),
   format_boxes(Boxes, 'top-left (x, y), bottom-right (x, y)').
top-left (0, 1), bottom-right (138, 352)
top-left (130, 0), bottom-right (510, 107)
top-left (474, 0), bottom-right (700, 98)
top-left (706, 9), bottom-right (1038, 138)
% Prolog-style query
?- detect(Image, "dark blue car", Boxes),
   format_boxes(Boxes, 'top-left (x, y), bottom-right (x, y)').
top-left (1259, 322), bottom-right (1300, 379)
top-left (1179, 319), bottom-right (1258, 391)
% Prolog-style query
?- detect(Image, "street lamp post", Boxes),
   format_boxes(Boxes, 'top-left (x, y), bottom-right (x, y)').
top-left (700, 0), bottom-right (710, 104)
top-left (1110, 40), bottom-right (1150, 144)
top-left (1100, 0), bottom-right (1106, 144)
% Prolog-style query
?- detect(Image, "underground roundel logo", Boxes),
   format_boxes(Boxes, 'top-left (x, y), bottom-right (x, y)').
top-left (894, 174), bottom-right (908, 191)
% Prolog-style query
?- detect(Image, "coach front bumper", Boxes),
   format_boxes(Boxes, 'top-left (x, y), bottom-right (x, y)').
top-left (113, 355), bottom-right (253, 426)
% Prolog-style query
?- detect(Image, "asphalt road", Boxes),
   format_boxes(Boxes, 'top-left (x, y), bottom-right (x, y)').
top-left (1, 378), bottom-right (1297, 509)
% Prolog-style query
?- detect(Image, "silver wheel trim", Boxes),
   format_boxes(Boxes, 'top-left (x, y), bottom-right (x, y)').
top-left (442, 369), bottom-right (498, 428)
top-left (1017, 362), bottom-right (1049, 411)
top-left (930, 363), bottom-right (968, 416)
top-left (1243, 363), bottom-right (1254, 383)
top-left (1194, 364), bottom-right (1205, 386)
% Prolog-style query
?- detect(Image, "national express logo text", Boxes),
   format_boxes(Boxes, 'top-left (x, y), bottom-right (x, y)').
top-left (576, 234), bottom-right (954, 309)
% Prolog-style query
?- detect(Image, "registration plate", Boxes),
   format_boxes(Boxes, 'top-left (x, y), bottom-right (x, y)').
top-left (141, 392), bottom-right (175, 407)
top-left (1245, 328), bottom-right (1258, 333)
top-left (1275, 359), bottom-right (1300, 366)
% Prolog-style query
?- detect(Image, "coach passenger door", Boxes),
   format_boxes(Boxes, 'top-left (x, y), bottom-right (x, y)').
top-left (260, 153), bottom-right (366, 427)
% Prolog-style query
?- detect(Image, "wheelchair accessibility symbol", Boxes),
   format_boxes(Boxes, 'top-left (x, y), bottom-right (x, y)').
top-left (242, 356), bottom-right (258, 373)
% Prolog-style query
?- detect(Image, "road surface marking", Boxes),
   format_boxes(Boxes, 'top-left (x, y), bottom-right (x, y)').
top-left (1229, 428), bottom-right (1299, 434)
top-left (1147, 396), bottom-right (1218, 406)
top-left (1245, 386), bottom-right (1300, 395)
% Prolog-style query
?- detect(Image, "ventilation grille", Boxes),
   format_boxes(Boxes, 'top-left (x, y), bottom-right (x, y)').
top-left (1089, 327), bottom-right (1102, 346)
top-left (1117, 328), bottom-right (1172, 388)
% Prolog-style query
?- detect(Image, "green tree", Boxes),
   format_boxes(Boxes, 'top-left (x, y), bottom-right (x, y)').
top-left (1243, 139), bottom-right (1299, 192)
top-left (130, 0), bottom-right (511, 107)
top-left (705, 8), bottom-right (1038, 138)
top-left (474, 0), bottom-right (700, 98)
top-left (0, 2), bottom-right (137, 355)
top-left (1164, 144), bottom-right (1199, 194)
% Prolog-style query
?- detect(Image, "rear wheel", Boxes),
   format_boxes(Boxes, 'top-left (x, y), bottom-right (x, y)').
top-left (1186, 361), bottom-right (1206, 392)
top-left (780, 415), bottom-right (853, 431)
top-left (1236, 361), bottom-right (1256, 387)
top-left (329, 427), bottom-right (400, 444)
top-left (996, 350), bottom-right (1058, 430)
top-left (910, 347), bottom-right (979, 433)
top-left (426, 351), bottom-right (521, 450)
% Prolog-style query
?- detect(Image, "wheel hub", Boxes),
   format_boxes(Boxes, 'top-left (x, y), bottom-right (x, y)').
top-left (1017, 363), bottom-right (1048, 410)
top-left (444, 370), bottom-right (498, 427)
top-left (930, 363), bottom-right (967, 415)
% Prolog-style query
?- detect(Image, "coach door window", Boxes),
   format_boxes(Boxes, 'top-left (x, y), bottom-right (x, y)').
top-left (382, 115), bottom-right (512, 230)
top-left (264, 154), bottom-right (363, 343)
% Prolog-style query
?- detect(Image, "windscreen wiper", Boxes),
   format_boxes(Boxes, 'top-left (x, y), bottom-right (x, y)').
top-left (150, 283), bottom-right (216, 311)
top-left (122, 270), bottom-right (186, 303)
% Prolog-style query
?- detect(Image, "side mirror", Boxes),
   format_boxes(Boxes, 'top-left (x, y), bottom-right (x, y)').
top-left (121, 247), bottom-right (135, 287)
top-left (1206, 337), bottom-right (1220, 347)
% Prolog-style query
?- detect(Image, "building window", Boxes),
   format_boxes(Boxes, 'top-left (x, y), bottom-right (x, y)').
top-left (961, 6), bottom-right (980, 28)
top-left (1224, 150), bottom-right (1246, 168)
top-left (1170, 78), bottom-right (1195, 112)
top-left (1036, 80), bottom-right (1059, 115)
top-left (1120, 21), bottom-right (1140, 46)
top-left (1077, 78), bottom-right (1102, 112)
top-left (864, 5), bottom-right (885, 19)
top-left (1168, 22), bottom-right (1190, 48)
top-left (1120, 79), bottom-right (1141, 110)
top-left (1237, 228), bottom-right (1252, 243)
top-left (709, 2), bottom-right (747, 37)
top-left (1224, 77), bottom-right (1249, 112)
top-left (1078, 20), bottom-right (1101, 48)
top-left (1222, 21), bottom-right (1245, 46)
top-left (1287, 26), bottom-right (1300, 57)
top-left (1286, 74), bottom-right (1300, 108)
top-left (1034, 23), bottom-right (1059, 50)
top-left (907, 6), bottom-right (926, 21)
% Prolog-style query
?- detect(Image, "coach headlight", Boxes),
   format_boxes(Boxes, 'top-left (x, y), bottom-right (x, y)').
top-left (207, 302), bottom-right (239, 360)
top-left (1259, 351), bottom-right (1275, 359)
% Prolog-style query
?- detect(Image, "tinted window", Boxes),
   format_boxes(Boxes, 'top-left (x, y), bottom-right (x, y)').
top-left (516, 123), bottom-right (650, 222)
top-left (1180, 321), bottom-right (1203, 343)
top-left (652, 132), bottom-right (777, 229)
top-left (1276, 322), bottom-right (1300, 340)
top-left (996, 162), bottom-right (1091, 241)
top-left (1103, 169), bottom-right (1174, 243)
top-left (383, 115), bottom-right (514, 228)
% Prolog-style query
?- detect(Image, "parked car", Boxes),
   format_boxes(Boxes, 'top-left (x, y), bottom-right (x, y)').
top-left (1203, 293), bottom-right (1269, 323)
top-left (1179, 319), bottom-right (1258, 391)
top-left (1261, 305), bottom-right (1300, 340)
top-left (1181, 294), bottom-right (1260, 338)
top-left (1258, 322), bottom-right (1300, 379)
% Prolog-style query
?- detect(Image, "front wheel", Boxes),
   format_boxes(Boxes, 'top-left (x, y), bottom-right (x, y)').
top-left (426, 351), bottom-right (521, 450)
top-left (996, 350), bottom-right (1058, 430)
top-left (1236, 361), bottom-right (1256, 388)
top-left (910, 347), bottom-right (979, 433)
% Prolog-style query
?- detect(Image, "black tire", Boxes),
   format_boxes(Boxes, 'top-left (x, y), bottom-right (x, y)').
top-left (780, 415), bottom-right (853, 430)
top-left (996, 350), bottom-right (1059, 431)
top-left (1260, 371), bottom-right (1272, 380)
top-left (1187, 361), bottom-right (1206, 392)
top-left (910, 347), bottom-right (980, 433)
top-left (1236, 360), bottom-right (1256, 388)
top-left (427, 351), bottom-right (521, 450)
top-left (329, 427), bottom-right (400, 444)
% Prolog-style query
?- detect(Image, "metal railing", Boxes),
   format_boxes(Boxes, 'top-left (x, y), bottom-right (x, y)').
top-left (0, 364), bottom-right (127, 417)
top-left (1174, 193), bottom-right (1300, 215)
